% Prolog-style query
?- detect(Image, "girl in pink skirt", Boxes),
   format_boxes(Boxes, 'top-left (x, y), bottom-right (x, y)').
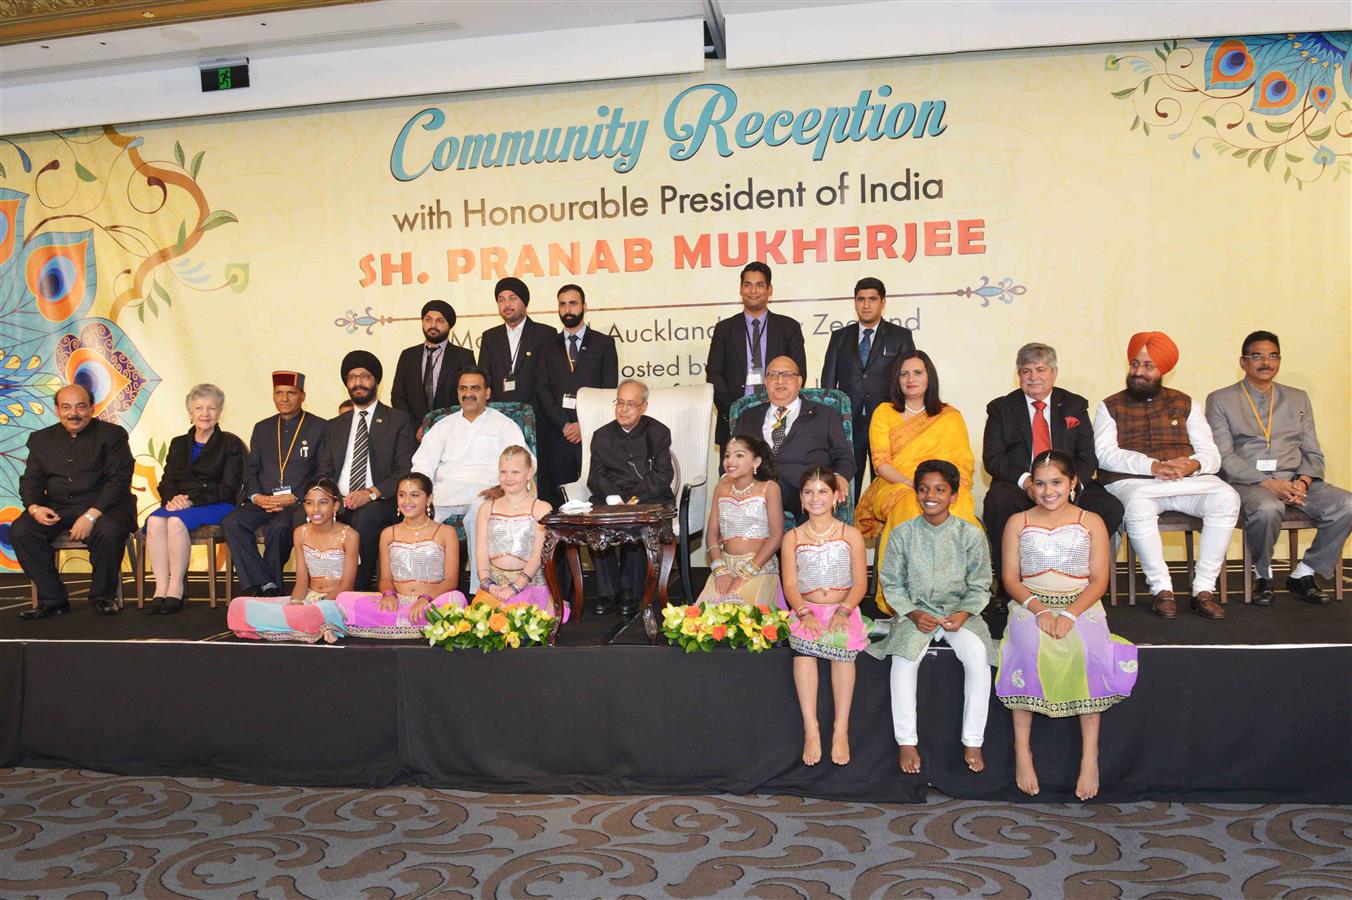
top-left (471, 446), bottom-right (564, 620)
top-left (782, 466), bottom-right (869, 767)
top-left (335, 472), bottom-right (467, 638)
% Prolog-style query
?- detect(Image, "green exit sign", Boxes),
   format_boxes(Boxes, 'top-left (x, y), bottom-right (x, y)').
top-left (200, 61), bottom-right (250, 92)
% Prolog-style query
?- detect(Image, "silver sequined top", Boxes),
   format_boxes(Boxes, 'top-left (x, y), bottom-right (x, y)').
top-left (300, 526), bottom-right (348, 580)
top-left (1019, 519), bottom-right (1091, 594)
top-left (389, 535), bottom-right (445, 582)
top-left (489, 511), bottom-right (537, 561)
top-left (718, 495), bottom-right (770, 540)
top-left (796, 539), bottom-right (853, 594)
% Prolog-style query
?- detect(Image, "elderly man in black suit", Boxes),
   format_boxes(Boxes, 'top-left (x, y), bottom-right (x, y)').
top-left (981, 342), bottom-right (1123, 591)
top-left (390, 300), bottom-right (476, 435)
top-left (222, 370), bottom-right (328, 597)
top-left (537, 283), bottom-right (619, 503)
top-left (820, 276), bottom-right (916, 495)
top-left (15, 384), bottom-right (138, 619)
top-left (732, 356), bottom-right (855, 518)
top-left (586, 379), bottom-right (675, 617)
top-left (317, 351), bottom-right (417, 590)
top-left (706, 261), bottom-right (806, 448)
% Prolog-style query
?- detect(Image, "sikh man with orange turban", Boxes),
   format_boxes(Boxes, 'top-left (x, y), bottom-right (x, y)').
top-left (1092, 332), bottom-right (1240, 620)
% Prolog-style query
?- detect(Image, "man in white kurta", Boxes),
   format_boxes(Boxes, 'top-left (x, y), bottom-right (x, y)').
top-left (411, 367), bottom-right (525, 587)
top-left (1092, 332), bottom-right (1239, 620)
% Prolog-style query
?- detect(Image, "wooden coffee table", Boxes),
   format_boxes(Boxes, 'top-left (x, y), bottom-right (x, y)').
top-left (540, 503), bottom-right (677, 642)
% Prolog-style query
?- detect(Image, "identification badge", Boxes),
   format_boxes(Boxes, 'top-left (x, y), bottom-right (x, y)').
top-left (746, 368), bottom-right (764, 386)
top-left (272, 485), bottom-right (293, 495)
top-left (1256, 459), bottom-right (1278, 472)
top-left (504, 378), bottom-right (517, 392)
top-left (562, 395), bottom-right (577, 410)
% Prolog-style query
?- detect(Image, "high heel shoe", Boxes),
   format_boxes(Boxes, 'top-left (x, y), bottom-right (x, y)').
top-left (162, 596), bottom-right (184, 615)
top-left (146, 596), bottom-right (166, 615)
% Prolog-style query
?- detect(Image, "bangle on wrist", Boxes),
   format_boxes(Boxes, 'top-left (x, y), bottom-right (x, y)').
top-left (833, 606), bottom-right (851, 617)
top-left (795, 608), bottom-right (813, 620)
top-left (1018, 596), bottom-right (1033, 609)
top-left (380, 590), bottom-right (397, 599)
top-left (1059, 610), bottom-right (1077, 622)
top-left (417, 594), bottom-right (433, 603)
top-left (479, 579), bottom-right (495, 592)
top-left (1034, 609), bottom-right (1053, 618)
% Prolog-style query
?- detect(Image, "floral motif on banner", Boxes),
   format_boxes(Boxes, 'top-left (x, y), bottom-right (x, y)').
top-left (1108, 33), bottom-right (1352, 188)
top-left (0, 126), bottom-right (245, 569)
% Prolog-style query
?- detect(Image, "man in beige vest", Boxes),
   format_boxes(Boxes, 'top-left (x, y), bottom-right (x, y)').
top-left (1092, 332), bottom-right (1239, 620)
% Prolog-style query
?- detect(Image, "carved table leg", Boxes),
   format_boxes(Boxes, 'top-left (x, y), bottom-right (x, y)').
top-left (541, 531), bottom-right (562, 645)
top-left (566, 545), bottom-right (585, 621)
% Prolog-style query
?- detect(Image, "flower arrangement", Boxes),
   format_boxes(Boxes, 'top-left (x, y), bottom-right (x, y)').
top-left (423, 599), bottom-right (554, 651)
top-left (660, 601), bottom-right (791, 653)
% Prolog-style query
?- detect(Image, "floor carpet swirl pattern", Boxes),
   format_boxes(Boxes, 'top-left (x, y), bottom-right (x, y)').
top-left (1, 768), bottom-right (1348, 898)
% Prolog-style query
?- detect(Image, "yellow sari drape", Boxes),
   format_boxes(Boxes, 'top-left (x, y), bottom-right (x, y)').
top-left (855, 404), bottom-right (980, 612)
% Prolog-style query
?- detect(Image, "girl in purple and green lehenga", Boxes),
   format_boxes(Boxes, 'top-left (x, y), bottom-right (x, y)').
top-left (996, 450), bottom-right (1138, 802)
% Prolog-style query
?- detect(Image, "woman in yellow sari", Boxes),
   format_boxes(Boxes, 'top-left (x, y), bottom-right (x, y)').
top-left (856, 351), bottom-right (980, 611)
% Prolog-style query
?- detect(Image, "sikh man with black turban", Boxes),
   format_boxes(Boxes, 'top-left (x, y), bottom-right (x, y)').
top-left (391, 299), bottom-right (476, 433)
top-left (477, 277), bottom-right (559, 493)
top-left (317, 350), bottom-right (417, 590)
top-left (1092, 332), bottom-right (1240, 621)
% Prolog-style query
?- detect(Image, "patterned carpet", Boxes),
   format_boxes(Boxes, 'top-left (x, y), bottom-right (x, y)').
top-left (1, 768), bottom-right (1349, 898)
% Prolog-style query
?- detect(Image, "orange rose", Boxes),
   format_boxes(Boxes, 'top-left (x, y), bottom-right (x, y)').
top-left (711, 624), bottom-right (728, 641)
top-left (684, 605), bottom-right (700, 618)
top-left (757, 604), bottom-right (771, 616)
top-left (488, 613), bottom-right (509, 633)
top-left (762, 624), bottom-right (779, 641)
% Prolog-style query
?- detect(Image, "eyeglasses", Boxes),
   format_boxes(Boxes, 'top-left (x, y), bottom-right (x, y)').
top-left (614, 399), bottom-right (645, 410)
top-left (1243, 353), bottom-right (1281, 363)
top-left (765, 371), bottom-right (800, 381)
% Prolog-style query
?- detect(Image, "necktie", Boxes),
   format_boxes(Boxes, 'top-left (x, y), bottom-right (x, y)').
top-left (771, 406), bottom-right (789, 453)
top-left (859, 328), bottom-right (874, 367)
top-left (351, 410), bottom-right (370, 491)
top-left (1031, 399), bottom-right (1051, 459)
top-left (422, 347), bottom-right (437, 406)
top-left (568, 334), bottom-right (580, 372)
top-left (750, 318), bottom-right (763, 371)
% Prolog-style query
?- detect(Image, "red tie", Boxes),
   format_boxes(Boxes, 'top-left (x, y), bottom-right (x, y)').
top-left (1031, 399), bottom-right (1051, 459)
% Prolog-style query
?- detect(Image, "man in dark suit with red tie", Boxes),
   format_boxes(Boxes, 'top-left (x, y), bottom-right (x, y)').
top-left (537, 284), bottom-right (619, 502)
top-left (390, 300), bottom-right (476, 436)
top-left (820, 277), bottom-right (916, 495)
top-left (981, 342), bottom-right (1123, 594)
top-left (705, 262), bottom-right (806, 449)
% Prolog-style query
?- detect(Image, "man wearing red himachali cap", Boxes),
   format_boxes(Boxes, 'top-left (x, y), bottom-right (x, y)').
top-left (222, 371), bottom-right (329, 597)
top-left (1092, 333), bottom-right (1240, 621)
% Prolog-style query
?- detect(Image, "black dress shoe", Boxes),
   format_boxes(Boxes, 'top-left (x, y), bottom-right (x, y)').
top-left (617, 600), bottom-right (639, 619)
top-left (93, 597), bottom-right (120, 615)
top-left (147, 596), bottom-right (167, 614)
top-left (1287, 575), bottom-right (1330, 605)
top-left (593, 599), bottom-right (615, 616)
top-left (162, 596), bottom-right (185, 615)
top-left (260, 584), bottom-right (282, 597)
top-left (1253, 578), bottom-right (1274, 606)
top-left (19, 603), bottom-right (70, 620)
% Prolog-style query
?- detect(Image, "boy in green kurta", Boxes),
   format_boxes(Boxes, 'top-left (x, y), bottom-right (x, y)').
top-left (868, 459), bottom-right (996, 773)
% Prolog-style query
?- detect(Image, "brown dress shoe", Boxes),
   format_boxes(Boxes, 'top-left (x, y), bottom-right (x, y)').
top-left (1191, 591), bottom-right (1225, 619)
top-left (1151, 591), bottom-right (1178, 619)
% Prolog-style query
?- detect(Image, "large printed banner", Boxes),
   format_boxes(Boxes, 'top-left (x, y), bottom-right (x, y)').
top-left (1, 33), bottom-right (1349, 569)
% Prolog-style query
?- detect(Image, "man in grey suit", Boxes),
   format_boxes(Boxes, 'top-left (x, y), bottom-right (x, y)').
top-left (733, 356), bottom-right (855, 519)
top-left (1206, 330), bottom-right (1350, 605)
top-left (820, 277), bottom-right (915, 494)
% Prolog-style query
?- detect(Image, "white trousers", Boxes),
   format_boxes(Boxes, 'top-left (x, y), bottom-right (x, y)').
top-left (889, 628), bottom-right (991, 748)
top-left (435, 498), bottom-right (484, 590)
top-left (1105, 475), bottom-right (1240, 594)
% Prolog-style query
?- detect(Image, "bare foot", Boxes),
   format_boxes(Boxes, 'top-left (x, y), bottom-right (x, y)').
top-left (1075, 758), bottom-right (1099, 801)
top-left (1015, 748), bottom-right (1039, 796)
top-left (899, 745), bottom-right (921, 774)
top-left (963, 746), bottom-right (985, 773)
top-left (831, 731), bottom-right (851, 765)
top-left (802, 728), bottom-right (822, 766)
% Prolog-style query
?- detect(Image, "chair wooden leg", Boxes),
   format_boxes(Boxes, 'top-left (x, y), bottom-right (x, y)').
top-left (1242, 531), bottom-right (1252, 603)
top-left (1127, 540), bottom-right (1136, 606)
top-left (30, 573), bottom-right (39, 609)
top-left (224, 545), bottom-right (233, 602)
top-left (207, 537), bottom-right (218, 608)
top-left (1288, 530), bottom-right (1299, 576)
top-left (1109, 547), bottom-right (1119, 606)
top-left (136, 533), bottom-right (145, 605)
top-left (1184, 532), bottom-right (1196, 590)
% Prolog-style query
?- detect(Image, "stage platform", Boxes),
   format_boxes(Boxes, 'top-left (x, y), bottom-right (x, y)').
top-left (2, 568), bottom-right (1349, 805)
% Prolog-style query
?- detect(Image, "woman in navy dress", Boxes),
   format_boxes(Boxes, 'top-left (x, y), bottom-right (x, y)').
top-left (145, 383), bottom-right (246, 614)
